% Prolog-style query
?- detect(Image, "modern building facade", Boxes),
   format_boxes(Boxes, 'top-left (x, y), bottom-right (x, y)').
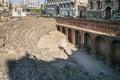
top-left (0, 0), bottom-right (10, 11)
top-left (20, 0), bottom-right (40, 9)
top-left (44, 0), bottom-right (88, 17)
top-left (87, 0), bottom-right (120, 19)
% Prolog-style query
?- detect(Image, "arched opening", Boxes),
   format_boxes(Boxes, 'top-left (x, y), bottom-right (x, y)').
top-left (112, 41), bottom-right (120, 64)
top-left (62, 27), bottom-right (66, 35)
top-left (95, 36), bottom-right (106, 58)
top-left (57, 26), bottom-right (60, 31)
top-left (80, 10), bottom-right (83, 18)
top-left (67, 10), bottom-right (70, 17)
top-left (105, 7), bottom-right (111, 19)
top-left (75, 30), bottom-right (81, 48)
top-left (56, 6), bottom-right (60, 15)
top-left (84, 33), bottom-right (92, 53)
top-left (68, 28), bottom-right (72, 43)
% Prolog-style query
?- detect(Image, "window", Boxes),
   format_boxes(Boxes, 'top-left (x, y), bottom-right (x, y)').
top-left (105, 0), bottom-right (111, 3)
top-left (6, 2), bottom-right (8, 7)
top-left (119, 0), bottom-right (120, 10)
top-left (90, 1), bottom-right (93, 9)
top-left (97, 0), bottom-right (100, 9)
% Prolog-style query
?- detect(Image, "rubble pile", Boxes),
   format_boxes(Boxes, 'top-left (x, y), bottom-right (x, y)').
top-left (8, 54), bottom-right (94, 80)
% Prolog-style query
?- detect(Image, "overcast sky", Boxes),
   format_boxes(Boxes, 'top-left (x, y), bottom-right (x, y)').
top-left (11, 0), bottom-right (45, 4)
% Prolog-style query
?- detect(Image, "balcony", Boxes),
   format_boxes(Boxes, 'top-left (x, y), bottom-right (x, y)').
top-left (59, 1), bottom-right (63, 4)
top-left (80, 0), bottom-right (84, 3)
top-left (60, 8), bottom-right (66, 10)
top-left (53, 2), bottom-right (55, 5)
top-left (70, 0), bottom-right (75, 3)
top-left (67, 1), bottom-right (70, 3)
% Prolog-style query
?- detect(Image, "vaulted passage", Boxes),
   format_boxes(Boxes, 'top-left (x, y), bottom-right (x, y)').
top-left (95, 36), bottom-right (106, 58)
top-left (75, 30), bottom-right (81, 48)
top-left (84, 33), bottom-right (92, 53)
top-left (62, 27), bottom-right (66, 34)
top-left (112, 41), bottom-right (120, 64)
top-left (57, 26), bottom-right (60, 31)
top-left (68, 28), bottom-right (72, 43)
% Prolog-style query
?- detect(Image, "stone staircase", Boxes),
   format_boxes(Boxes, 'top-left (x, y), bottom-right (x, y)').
top-left (0, 18), bottom-right (56, 79)
top-left (14, 18), bottom-right (56, 55)
top-left (0, 17), bottom-right (56, 60)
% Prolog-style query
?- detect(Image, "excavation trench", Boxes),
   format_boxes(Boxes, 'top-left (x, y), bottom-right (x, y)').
top-left (7, 31), bottom-right (119, 80)
top-left (0, 18), bottom-right (119, 80)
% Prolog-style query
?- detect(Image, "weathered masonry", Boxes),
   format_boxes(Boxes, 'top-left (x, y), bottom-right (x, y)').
top-left (55, 17), bottom-right (120, 65)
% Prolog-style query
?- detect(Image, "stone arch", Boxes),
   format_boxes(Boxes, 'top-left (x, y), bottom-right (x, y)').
top-left (62, 27), bottom-right (66, 35)
top-left (111, 40), bottom-right (120, 64)
top-left (84, 33), bottom-right (92, 53)
top-left (95, 36), bottom-right (106, 58)
top-left (57, 26), bottom-right (60, 31)
top-left (105, 7), bottom-right (112, 19)
top-left (75, 30), bottom-right (81, 48)
top-left (68, 28), bottom-right (72, 43)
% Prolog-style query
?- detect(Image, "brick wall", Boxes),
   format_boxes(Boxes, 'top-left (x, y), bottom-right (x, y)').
top-left (55, 17), bottom-right (120, 36)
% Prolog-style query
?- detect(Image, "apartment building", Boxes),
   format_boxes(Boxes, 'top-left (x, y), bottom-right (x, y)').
top-left (87, 0), bottom-right (120, 19)
top-left (44, 0), bottom-right (88, 17)
top-left (20, 0), bottom-right (40, 9)
top-left (0, 0), bottom-right (10, 11)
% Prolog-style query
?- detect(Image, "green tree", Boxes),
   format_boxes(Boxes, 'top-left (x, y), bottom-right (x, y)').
top-left (30, 8), bottom-right (45, 13)
top-left (22, 7), bottom-right (26, 12)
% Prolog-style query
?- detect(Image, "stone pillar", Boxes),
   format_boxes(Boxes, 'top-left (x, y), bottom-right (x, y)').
top-left (75, 0), bottom-right (79, 17)
top-left (60, 26), bottom-right (62, 32)
top-left (106, 40), bottom-right (112, 65)
top-left (80, 31), bottom-right (84, 49)
top-left (91, 35), bottom-right (97, 57)
top-left (65, 28), bottom-right (68, 41)
top-left (71, 29), bottom-right (75, 45)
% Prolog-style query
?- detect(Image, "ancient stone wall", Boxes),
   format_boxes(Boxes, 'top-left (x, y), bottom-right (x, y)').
top-left (56, 17), bottom-right (120, 36)
top-left (55, 17), bottom-right (120, 65)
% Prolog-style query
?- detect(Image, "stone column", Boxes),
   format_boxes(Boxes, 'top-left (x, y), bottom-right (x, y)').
top-left (105, 39), bottom-right (112, 65)
top-left (71, 29), bottom-right (75, 46)
top-left (80, 31), bottom-right (84, 49)
top-left (65, 27), bottom-right (68, 41)
top-left (60, 26), bottom-right (62, 32)
top-left (75, 0), bottom-right (79, 17)
top-left (91, 35), bottom-right (97, 57)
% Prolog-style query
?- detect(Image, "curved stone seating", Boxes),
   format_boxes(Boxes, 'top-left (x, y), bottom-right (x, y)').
top-left (0, 18), bottom-right (56, 56)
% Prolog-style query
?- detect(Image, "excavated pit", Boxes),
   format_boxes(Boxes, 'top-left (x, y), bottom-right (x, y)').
top-left (0, 17), bottom-right (119, 80)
